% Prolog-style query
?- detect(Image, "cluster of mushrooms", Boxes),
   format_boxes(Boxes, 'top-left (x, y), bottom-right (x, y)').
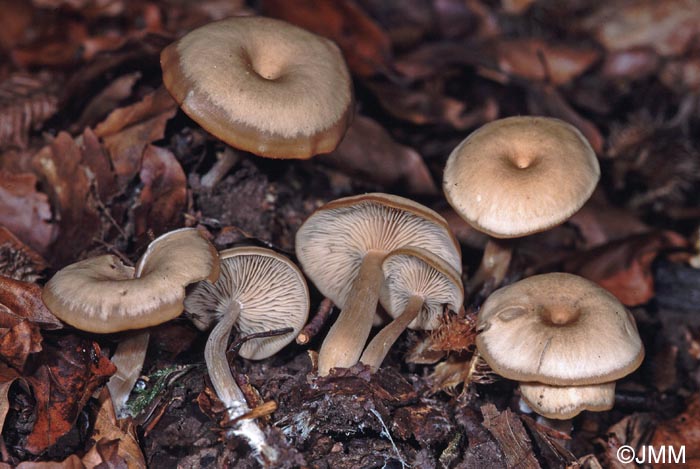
top-left (38, 14), bottom-right (644, 463)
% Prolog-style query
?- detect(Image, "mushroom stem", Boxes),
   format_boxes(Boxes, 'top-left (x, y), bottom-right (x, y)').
top-left (205, 302), bottom-right (277, 463)
top-left (107, 330), bottom-right (151, 419)
top-left (466, 238), bottom-right (512, 299)
top-left (317, 250), bottom-right (385, 376)
top-left (201, 147), bottom-right (240, 190)
top-left (360, 294), bottom-right (424, 372)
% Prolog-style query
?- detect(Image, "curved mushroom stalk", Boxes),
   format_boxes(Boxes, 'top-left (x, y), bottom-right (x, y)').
top-left (107, 331), bottom-right (151, 418)
top-left (466, 238), bottom-right (513, 299)
top-left (205, 301), bottom-right (278, 463)
top-left (360, 294), bottom-right (424, 372)
top-left (361, 247), bottom-right (464, 374)
top-left (317, 250), bottom-right (385, 376)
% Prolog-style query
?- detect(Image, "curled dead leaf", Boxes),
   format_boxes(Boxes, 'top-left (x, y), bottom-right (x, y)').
top-left (0, 171), bottom-right (55, 255)
top-left (322, 115), bottom-right (437, 196)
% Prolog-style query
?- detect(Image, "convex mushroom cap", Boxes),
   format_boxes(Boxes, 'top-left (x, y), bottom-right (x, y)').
top-left (296, 193), bottom-right (462, 375)
top-left (443, 116), bottom-right (600, 238)
top-left (476, 272), bottom-right (644, 386)
top-left (161, 16), bottom-right (354, 159)
top-left (42, 228), bottom-right (220, 333)
top-left (184, 246), bottom-right (309, 359)
top-left (519, 381), bottom-right (616, 420)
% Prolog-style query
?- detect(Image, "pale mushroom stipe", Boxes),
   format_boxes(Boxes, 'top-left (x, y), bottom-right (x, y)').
top-left (360, 247), bottom-right (463, 372)
top-left (184, 247), bottom-right (309, 464)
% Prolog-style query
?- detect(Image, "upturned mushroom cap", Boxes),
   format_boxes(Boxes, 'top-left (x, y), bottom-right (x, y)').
top-left (476, 272), bottom-right (644, 386)
top-left (519, 381), bottom-right (616, 420)
top-left (443, 116), bottom-right (600, 238)
top-left (161, 16), bottom-right (353, 159)
top-left (379, 247), bottom-right (464, 330)
top-left (42, 228), bottom-right (220, 333)
top-left (296, 193), bottom-right (462, 309)
top-left (184, 247), bottom-right (309, 360)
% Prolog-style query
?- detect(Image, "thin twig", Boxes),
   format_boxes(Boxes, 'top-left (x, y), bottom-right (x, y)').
top-left (296, 298), bottom-right (334, 345)
top-left (229, 327), bottom-right (295, 355)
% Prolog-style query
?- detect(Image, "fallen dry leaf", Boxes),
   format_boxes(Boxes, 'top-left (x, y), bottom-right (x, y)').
top-left (262, 0), bottom-right (393, 77)
top-left (565, 231), bottom-right (687, 306)
top-left (25, 335), bottom-right (116, 454)
top-left (89, 389), bottom-right (146, 468)
top-left (651, 394), bottom-right (700, 468)
top-left (0, 72), bottom-right (59, 151)
top-left (494, 38), bottom-right (599, 86)
top-left (322, 114), bottom-right (438, 196)
top-left (0, 171), bottom-right (56, 255)
top-left (0, 275), bottom-right (62, 330)
top-left (583, 0), bottom-right (700, 57)
top-left (568, 191), bottom-right (650, 249)
top-left (526, 83), bottom-right (604, 153)
top-left (71, 72), bottom-right (142, 138)
top-left (0, 320), bottom-right (42, 371)
top-left (0, 226), bottom-right (48, 282)
top-left (133, 144), bottom-right (187, 241)
top-left (368, 80), bottom-right (498, 130)
top-left (601, 413), bottom-right (656, 469)
top-left (601, 48), bottom-right (660, 81)
top-left (96, 87), bottom-right (177, 183)
top-left (32, 132), bottom-right (101, 265)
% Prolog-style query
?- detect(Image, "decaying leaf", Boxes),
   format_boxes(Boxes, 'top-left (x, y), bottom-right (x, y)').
top-left (583, 0), bottom-right (700, 56)
top-left (31, 132), bottom-right (101, 264)
top-left (0, 320), bottom-right (42, 371)
top-left (494, 38), bottom-right (599, 86)
top-left (651, 394), bottom-right (700, 468)
top-left (0, 226), bottom-right (48, 282)
top-left (0, 275), bottom-right (62, 330)
top-left (89, 389), bottom-right (146, 468)
top-left (599, 413), bottom-right (656, 469)
top-left (0, 171), bottom-right (56, 255)
top-left (322, 114), bottom-right (438, 196)
top-left (133, 144), bottom-right (187, 241)
top-left (25, 335), bottom-right (116, 454)
top-left (565, 231), bottom-right (687, 306)
top-left (95, 87), bottom-right (177, 183)
top-left (0, 72), bottom-right (60, 150)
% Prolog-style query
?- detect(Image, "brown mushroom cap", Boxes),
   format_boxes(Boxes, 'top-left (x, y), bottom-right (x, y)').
top-left (296, 193), bottom-right (462, 309)
top-left (443, 116), bottom-right (600, 238)
top-left (519, 381), bottom-right (616, 420)
top-left (42, 228), bottom-right (220, 333)
top-left (161, 16), bottom-right (353, 159)
top-left (379, 247), bottom-right (463, 330)
top-left (184, 246), bottom-right (309, 360)
top-left (476, 273), bottom-right (644, 385)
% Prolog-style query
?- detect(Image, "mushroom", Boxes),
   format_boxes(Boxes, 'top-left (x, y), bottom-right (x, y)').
top-left (161, 16), bottom-right (353, 159)
top-left (296, 193), bottom-right (461, 376)
top-left (519, 381), bottom-right (616, 420)
top-left (442, 116), bottom-right (599, 294)
top-left (359, 247), bottom-right (464, 372)
top-left (42, 228), bottom-right (220, 415)
top-left (184, 246), bottom-right (309, 462)
top-left (476, 272), bottom-right (644, 419)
